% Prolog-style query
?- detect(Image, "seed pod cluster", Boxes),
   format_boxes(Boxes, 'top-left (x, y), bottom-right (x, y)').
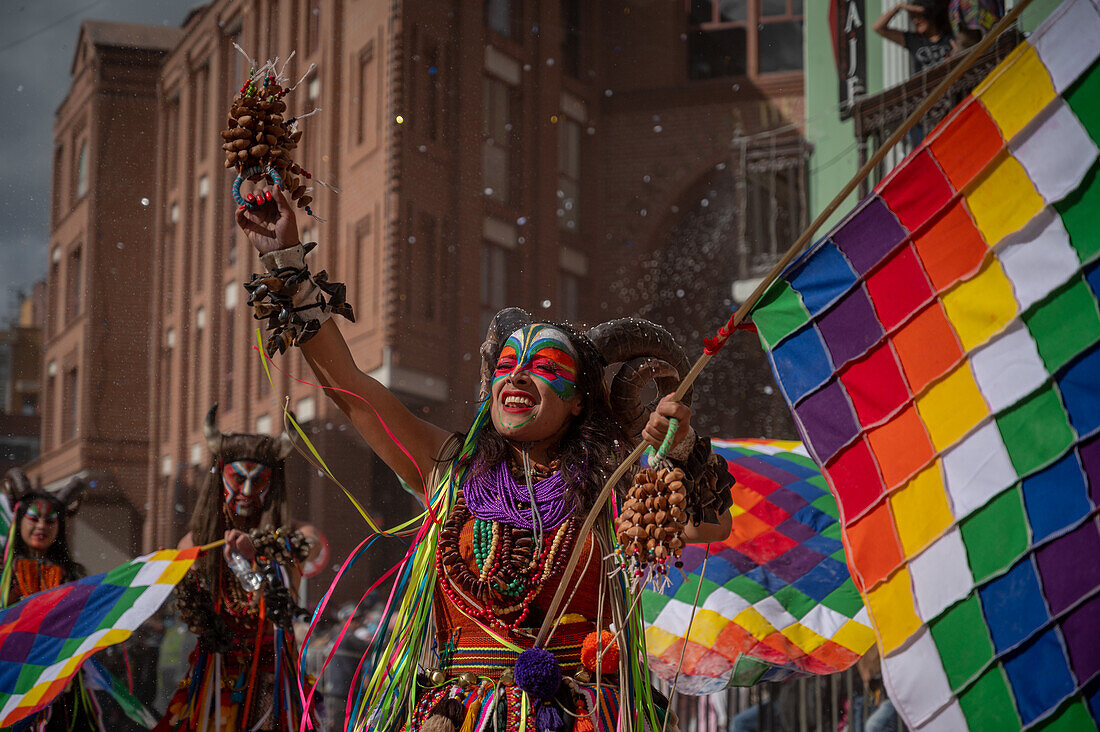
top-left (220, 72), bottom-right (314, 210)
top-left (616, 467), bottom-right (688, 583)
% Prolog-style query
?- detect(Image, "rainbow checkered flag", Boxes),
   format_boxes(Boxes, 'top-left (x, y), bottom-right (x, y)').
top-left (0, 548), bottom-right (199, 726)
top-left (748, 1), bottom-right (1100, 728)
top-left (644, 439), bottom-right (875, 695)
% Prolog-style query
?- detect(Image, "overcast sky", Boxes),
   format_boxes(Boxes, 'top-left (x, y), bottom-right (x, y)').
top-left (0, 0), bottom-right (205, 323)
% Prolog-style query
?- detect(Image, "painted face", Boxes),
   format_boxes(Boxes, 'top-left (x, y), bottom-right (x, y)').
top-left (493, 325), bottom-right (579, 400)
top-left (20, 499), bottom-right (59, 554)
top-left (221, 460), bottom-right (273, 518)
top-left (490, 324), bottom-right (584, 444)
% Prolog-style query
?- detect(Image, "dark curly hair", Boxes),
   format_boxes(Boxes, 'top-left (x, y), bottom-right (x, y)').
top-left (464, 320), bottom-right (629, 511)
top-left (12, 495), bottom-right (86, 582)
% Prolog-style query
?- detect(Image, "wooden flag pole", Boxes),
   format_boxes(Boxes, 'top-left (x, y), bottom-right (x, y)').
top-left (536, 0), bottom-right (1037, 646)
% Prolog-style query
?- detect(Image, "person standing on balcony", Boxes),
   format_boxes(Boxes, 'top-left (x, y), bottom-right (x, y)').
top-left (873, 0), bottom-right (955, 74)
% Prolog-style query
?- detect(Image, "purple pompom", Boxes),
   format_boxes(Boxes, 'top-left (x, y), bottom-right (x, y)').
top-left (513, 648), bottom-right (562, 699)
top-left (536, 703), bottom-right (566, 732)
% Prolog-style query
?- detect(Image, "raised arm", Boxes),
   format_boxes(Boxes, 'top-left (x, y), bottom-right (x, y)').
top-left (873, 4), bottom-right (911, 47)
top-left (235, 186), bottom-right (450, 490)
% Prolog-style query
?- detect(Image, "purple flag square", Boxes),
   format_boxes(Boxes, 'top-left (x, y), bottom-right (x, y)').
top-left (831, 197), bottom-right (908, 274)
top-left (776, 517), bottom-right (818, 544)
top-left (38, 582), bottom-right (95, 638)
top-left (1079, 436), bottom-right (1100, 506)
top-left (794, 379), bottom-right (860, 464)
top-left (716, 547), bottom-right (762, 575)
top-left (733, 457), bottom-right (807, 488)
top-left (1035, 521), bottom-right (1100, 615)
top-left (817, 287), bottom-right (885, 367)
top-left (0, 631), bottom-right (36, 664)
top-left (1060, 593), bottom-right (1100, 683)
top-left (765, 543), bottom-right (826, 584)
top-left (768, 488), bottom-right (809, 516)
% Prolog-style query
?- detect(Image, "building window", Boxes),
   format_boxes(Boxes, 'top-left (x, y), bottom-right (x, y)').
top-left (483, 77), bottom-right (518, 203)
top-left (559, 271), bottom-right (581, 324)
top-left (166, 98), bottom-right (180, 180)
top-left (486, 0), bottom-right (520, 39)
top-left (418, 213), bottom-right (438, 320)
top-left (48, 250), bottom-right (60, 337)
top-left (75, 141), bottom-right (89, 199)
top-left (162, 329), bottom-right (174, 440)
top-left (63, 367), bottom-right (78, 441)
top-left (306, 0), bottom-right (321, 56)
top-left (480, 242), bottom-right (511, 333)
top-left (66, 246), bottom-right (82, 323)
top-left (562, 0), bottom-right (582, 78)
top-left (557, 117), bottom-right (581, 232)
top-left (742, 149), bottom-right (808, 277)
top-left (45, 366), bottom-right (56, 451)
top-left (424, 43), bottom-right (442, 143)
top-left (195, 66), bottom-right (210, 158)
top-left (687, 0), bottom-right (803, 79)
top-left (224, 307), bottom-right (235, 412)
top-left (357, 42), bottom-right (377, 147)
top-left (52, 143), bottom-right (65, 221)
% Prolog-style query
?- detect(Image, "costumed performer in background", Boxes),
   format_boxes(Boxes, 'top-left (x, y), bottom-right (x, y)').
top-left (156, 406), bottom-right (323, 731)
top-left (1, 469), bottom-right (96, 731)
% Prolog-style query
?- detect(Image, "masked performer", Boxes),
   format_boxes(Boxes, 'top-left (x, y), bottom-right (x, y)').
top-left (157, 406), bottom-right (322, 731)
top-left (236, 182), bottom-right (733, 732)
top-left (1, 469), bottom-right (94, 730)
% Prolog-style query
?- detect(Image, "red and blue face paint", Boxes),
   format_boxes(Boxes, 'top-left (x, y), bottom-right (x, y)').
top-left (493, 324), bottom-right (579, 400)
top-left (221, 460), bottom-right (273, 516)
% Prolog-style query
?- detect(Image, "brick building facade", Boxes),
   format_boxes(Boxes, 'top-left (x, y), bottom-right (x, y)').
top-left (35, 1), bottom-right (805, 594)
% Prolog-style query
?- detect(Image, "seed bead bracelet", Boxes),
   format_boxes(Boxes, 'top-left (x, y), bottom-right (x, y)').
top-left (244, 242), bottom-right (355, 356)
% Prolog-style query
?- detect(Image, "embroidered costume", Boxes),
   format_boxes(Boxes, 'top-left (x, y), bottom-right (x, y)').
top-left (156, 406), bottom-right (316, 731)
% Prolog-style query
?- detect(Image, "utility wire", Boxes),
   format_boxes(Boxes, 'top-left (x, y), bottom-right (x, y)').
top-left (0, 0), bottom-right (111, 56)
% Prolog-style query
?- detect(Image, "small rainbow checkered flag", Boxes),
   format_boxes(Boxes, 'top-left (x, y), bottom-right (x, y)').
top-left (644, 439), bottom-right (875, 695)
top-left (0, 548), bottom-right (199, 726)
top-left (748, 1), bottom-right (1100, 728)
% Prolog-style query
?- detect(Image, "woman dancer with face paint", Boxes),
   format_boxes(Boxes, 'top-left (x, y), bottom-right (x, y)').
top-left (237, 184), bottom-right (734, 731)
top-left (1, 470), bottom-right (95, 730)
top-left (156, 407), bottom-right (325, 732)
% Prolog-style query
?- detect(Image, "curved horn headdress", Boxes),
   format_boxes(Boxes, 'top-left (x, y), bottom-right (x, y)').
top-left (53, 477), bottom-right (87, 516)
top-left (586, 318), bottom-right (692, 440)
top-left (204, 403), bottom-right (224, 455)
top-left (2, 468), bottom-right (33, 504)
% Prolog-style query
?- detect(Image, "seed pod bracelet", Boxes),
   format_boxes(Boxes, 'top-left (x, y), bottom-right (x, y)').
top-left (244, 243), bottom-right (355, 357)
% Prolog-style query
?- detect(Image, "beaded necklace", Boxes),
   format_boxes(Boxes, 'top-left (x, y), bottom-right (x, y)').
top-left (436, 488), bottom-right (579, 632)
top-left (462, 458), bottom-right (573, 531)
top-left (14, 557), bottom-right (64, 600)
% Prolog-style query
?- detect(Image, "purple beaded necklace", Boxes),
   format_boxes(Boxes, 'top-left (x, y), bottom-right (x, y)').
top-left (462, 459), bottom-right (574, 531)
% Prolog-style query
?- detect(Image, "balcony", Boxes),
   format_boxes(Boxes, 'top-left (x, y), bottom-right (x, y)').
top-left (849, 28), bottom-right (1022, 197)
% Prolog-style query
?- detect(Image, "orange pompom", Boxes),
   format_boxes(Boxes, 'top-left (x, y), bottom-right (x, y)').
top-left (580, 630), bottom-right (619, 674)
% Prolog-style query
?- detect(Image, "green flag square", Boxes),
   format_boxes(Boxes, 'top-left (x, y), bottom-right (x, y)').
top-left (820, 579), bottom-right (864, 618)
top-left (959, 486), bottom-right (1029, 582)
top-left (1055, 163), bottom-right (1100, 264)
top-left (673, 575), bottom-right (719, 605)
top-left (14, 664), bottom-right (47, 695)
top-left (959, 666), bottom-right (1021, 730)
top-left (1065, 60), bottom-right (1100, 146)
top-left (641, 590), bottom-right (671, 619)
top-left (753, 280), bottom-right (811, 349)
top-left (996, 385), bottom-right (1075, 476)
top-left (725, 574), bottom-right (769, 605)
top-left (930, 593), bottom-right (996, 691)
top-left (1023, 277), bottom-right (1100, 373)
top-left (773, 585), bottom-right (816, 620)
top-left (1033, 698), bottom-right (1095, 731)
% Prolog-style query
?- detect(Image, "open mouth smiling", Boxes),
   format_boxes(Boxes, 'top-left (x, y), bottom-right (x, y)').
top-left (502, 391), bottom-right (536, 411)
